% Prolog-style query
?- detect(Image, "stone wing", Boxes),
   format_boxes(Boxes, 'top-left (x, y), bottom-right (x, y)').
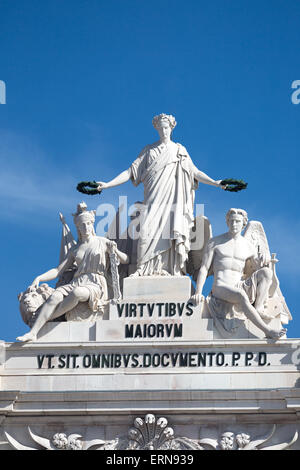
top-left (243, 220), bottom-right (272, 278)
top-left (243, 220), bottom-right (292, 322)
top-left (243, 220), bottom-right (271, 264)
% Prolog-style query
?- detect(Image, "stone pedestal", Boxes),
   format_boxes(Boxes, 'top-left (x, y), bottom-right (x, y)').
top-left (122, 275), bottom-right (191, 301)
top-left (0, 277), bottom-right (299, 450)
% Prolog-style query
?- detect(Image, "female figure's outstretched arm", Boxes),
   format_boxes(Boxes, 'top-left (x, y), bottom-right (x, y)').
top-left (96, 168), bottom-right (132, 191)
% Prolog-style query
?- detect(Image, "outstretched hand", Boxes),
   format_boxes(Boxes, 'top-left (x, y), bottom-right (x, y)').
top-left (96, 182), bottom-right (109, 191)
top-left (215, 179), bottom-right (227, 190)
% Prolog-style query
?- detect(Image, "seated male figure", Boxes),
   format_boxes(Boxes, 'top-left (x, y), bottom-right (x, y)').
top-left (191, 208), bottom-right (286, 339)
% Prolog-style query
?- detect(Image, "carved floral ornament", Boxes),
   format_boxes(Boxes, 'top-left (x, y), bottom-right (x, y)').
top-left (4, 414), bottom-right (298, 450)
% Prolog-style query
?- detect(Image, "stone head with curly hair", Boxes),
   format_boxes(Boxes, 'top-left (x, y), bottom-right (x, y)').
top-left (226, 208), bottom-right (248, 231)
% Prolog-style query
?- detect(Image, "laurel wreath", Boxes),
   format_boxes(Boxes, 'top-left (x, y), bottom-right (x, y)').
top-left (76, 178), bottom-right (247, 195)
top-left (221, 178), bottom-right (248, 192)
top-left (76, 181), bottom-right (102, 195)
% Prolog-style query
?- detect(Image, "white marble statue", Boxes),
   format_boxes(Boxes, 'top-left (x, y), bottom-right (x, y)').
top-left (17, 203), bottom-right (129, 342)
top-left (96, 113), bottom-right (226, 277)
top-left (18, 284), bottom-right (54, 327)
top-left (191, 208), bottom-right (288, 339)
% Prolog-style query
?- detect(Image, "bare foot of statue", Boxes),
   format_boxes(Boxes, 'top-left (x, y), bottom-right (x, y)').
top-left (16, 332), bottom-right (37, 343)
top-left (265, 328), bottom-right (287, 340)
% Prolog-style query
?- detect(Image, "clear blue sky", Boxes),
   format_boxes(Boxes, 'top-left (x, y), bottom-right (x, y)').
top-left (0, 0), bottom-right (300, 341)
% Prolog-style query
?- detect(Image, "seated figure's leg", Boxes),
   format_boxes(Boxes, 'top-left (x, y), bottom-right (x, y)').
top-left (253, 267), bottom-right (273, 315)
top-left (51, 286), bottom-right (90, 319)
top-left (212, 284), bottom-right (286, 339)
top-left (17, 286), bottom-right (91, 342)
top-left (17, 290), bottom-right (64, 342)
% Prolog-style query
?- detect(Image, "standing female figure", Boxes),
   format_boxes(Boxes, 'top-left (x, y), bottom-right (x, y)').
top-left (97, 114), bottom-right (225, 276)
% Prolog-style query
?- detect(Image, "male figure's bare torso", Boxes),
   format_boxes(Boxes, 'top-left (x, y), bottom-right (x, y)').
top-left (212, 233), bottom-right (256, 292)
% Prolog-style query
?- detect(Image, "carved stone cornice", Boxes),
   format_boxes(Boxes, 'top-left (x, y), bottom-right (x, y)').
top-left (3, 414), bottom-right (299, 450)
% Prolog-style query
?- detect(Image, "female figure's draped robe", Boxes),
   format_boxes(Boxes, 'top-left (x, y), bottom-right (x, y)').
top-left (130, 141), bottom-right (198, 276)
